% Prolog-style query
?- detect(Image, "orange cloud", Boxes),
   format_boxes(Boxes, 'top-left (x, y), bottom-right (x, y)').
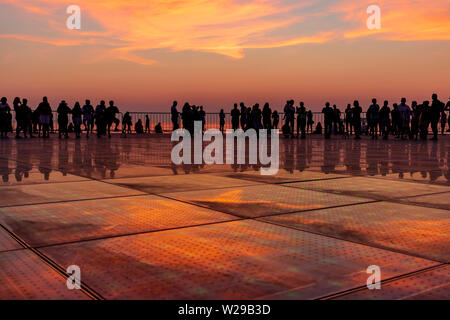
top-left (2, 0), bottom-right (449, 66)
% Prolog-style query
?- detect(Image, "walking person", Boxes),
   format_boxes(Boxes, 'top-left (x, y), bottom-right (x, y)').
top-left (122, 112), bottom-right (132, 136)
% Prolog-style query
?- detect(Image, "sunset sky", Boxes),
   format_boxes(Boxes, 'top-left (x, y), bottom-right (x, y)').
top-left (1, 0), bottom-right (449, 111)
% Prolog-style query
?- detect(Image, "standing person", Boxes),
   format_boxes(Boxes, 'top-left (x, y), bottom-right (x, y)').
top-left (272, 110), bottom-right (280, 130)
top-left (106, 100), bottom-right (120, 138)
top-left (297, 102), bottom-right (307, 139)
top-left (419, 101), bottom-right (431, 140)
top-left (332, 104), bottom-right (341, 135)
top-left (322, 102), bottom-right (333, 139)
top-left (0, 97), bottom-right (11, 138)
top-left (284, 100), bottom-right (295, 138)
top-left (352, 100), bottom-right (362, 140)
top-left (95, 101), bottom-right (107, 138)
top-left (57, 100), bottom-right (71, 139)
top-left (22, 99), bottom-right (33, 138)
top-left (391, 104), bottom-right (400, 137)
top-left (367, 98), bottom-right (380, 139)
top-left (446, 99), bottom-right (450, 132)
top-left (32, 108), bottom-right (40, 135)
top-left (82, 100), bottom-right (94, 138)
top-left (72, 102), bottom-right (83, 139)
top-left (37, 97), bottom-right (52, 139)
top-left (13, 97), bottom-right (25, 139)
top-left (306, 110), bottom-right (313, 134)
top-left (252, 103), bottom-right (262, 132)
top-left (345, 104), bottom-right (353, 135)
top-left (122, 112), bottom-right (132, 136)
top-left (219, 109), bottom-right (225, 132)
top-left (410, 101), bottom-right (420, 140)
top-left (262, 103), bottom-right (272, 129)
top-left (379, 101), bottom-right (391, 140)
top-left (239, 103), bottom-right (247, 130)
top-left (171, 101), bottom-right (179, 131)
top-left (398, 98), bottom-right (411, 140)
top-left (145, 115), bottom-right (150, 134)
top-left (231, 103), bottom-right (240, 130)
top-left (430, 93), bottom-right (444, 141)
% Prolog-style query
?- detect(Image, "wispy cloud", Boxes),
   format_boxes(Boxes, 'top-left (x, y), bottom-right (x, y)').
top-left (2, 0), bottom-right (449, 65)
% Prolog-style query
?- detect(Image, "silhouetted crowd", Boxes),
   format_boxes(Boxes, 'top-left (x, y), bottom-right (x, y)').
top-left (1, 94), bottom-right (449, 141)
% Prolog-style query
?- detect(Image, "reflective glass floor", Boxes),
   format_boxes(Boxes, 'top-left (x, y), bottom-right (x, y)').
top-left (0, 135), bottom-right (449, 300)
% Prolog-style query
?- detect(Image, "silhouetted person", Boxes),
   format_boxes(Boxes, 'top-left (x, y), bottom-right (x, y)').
top-left (272, 110), bottom-right (280, 129)
top-left (306, 110), bottom-right (313, 133)
top-left (345, 104), bottom-right (353, 135)
top-left (37, 96), bottom-right (52, 139)
top-left (411, 101), bottom-right (420, 140)
top-left (332, 104), bottom-right (341, 135)
top-left (0, 97), bottom-right (11, 138)
top-left (367, 98), bottom-right (380, 139)
top-left (13, 97), bottom-right (25, 139)
top-left (419, 101), bottom-right (431, 140)
top-left (154, 122), bottom-right (163, 134)
top-left (231, 103), bottom-right (240, 130)
top-left (352, 100), bottom-right (362, 140)
top-left (313, 122), bottom-right (322, 135)
top-left (22, 99), bottom-right (33, 138)
top-left (283, 100), bottom-right (295, 138)
top-left (122, 112), bottom-right (132, 136)
top-left (95, 100), bottom-right (107, 138)
top-left (135, 119), bottom-right (144, 134)
top-left (296, 102), bottom-right (306, 138)
top-left (82, 100), bottom-right (94, 138)
top-left (398, 98), bottom-right (411, 140)
top-left (106, 100), bottom-right (120, 138)
top-left (262, 103), bottom-right (272, 129)
top-left (322, 102), bottom-right (333, 139)
top-left (72, 102), bottom-right (83, 139)
top-left (379, 100), bottom-right (391, 140)
top-left (239, 103), bottom-right (247, 129)
top-left (57, 100), bottom-right (71, 139)
top-left (430, 93), bottom-right (444, 140)
top-left (171, 101), bottom-right (179, 131)
top-left (219, 109), bottom-right (225, 132)
top-left (145, 115), bottom-right (150, 133)
top-left (391, 103), bottom-right (400, 136)
top-left (252, 103), bottom-right (262, 131)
